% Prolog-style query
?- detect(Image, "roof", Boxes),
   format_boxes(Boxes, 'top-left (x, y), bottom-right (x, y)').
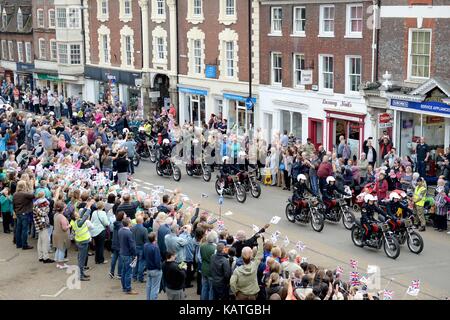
top-left (410, 77), bottom-right (450, 98)
top-left (0, 0), bottom-right (32, 34)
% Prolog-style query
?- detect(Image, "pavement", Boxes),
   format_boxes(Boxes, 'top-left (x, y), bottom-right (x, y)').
top-left (1, 159), bottom-right (449, 300)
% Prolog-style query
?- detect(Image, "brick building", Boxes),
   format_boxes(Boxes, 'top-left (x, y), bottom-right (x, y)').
top-left (84, 0), bottom-right (143, 109)
top-left (177, 0), bottom-right (260, 135)
top-left (32, 0), bottom-right (59, 93)
top-left (363, 0), bottom-right (450, 167)
top-left (0, 0), bottom-right (34, 90)
top-left (258, 0), bottom-right (374, 154)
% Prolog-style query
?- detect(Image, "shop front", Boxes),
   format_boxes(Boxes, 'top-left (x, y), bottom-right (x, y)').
top-left (34, 72), bottom-right (61, 93)
top-left (223, 93), bottom-right (256, 136)
top-left (1, 61), bottom-right (17, 84)
top-left (390, 98), bottom-right (450, 162)
top-left (15, 63), bottom-right (34, 91)
top-left (178, 86), bottom-right (208, 127)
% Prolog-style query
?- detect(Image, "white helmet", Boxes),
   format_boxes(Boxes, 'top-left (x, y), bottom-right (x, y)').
top-left (49, 111), bottom-right (55, 116)
top-left (192, 138), bottom-right (199, 144)
top-left (297, 174), bottom-right (307, 182)
top-left (123, 128), bottom-right (129, 134)
top-left (364, 194), bottom-right (376, 203)
top-left (389, 192), bottom-right (401, 201)
top-left (326, 176), bottom-right (336, 184)
top-left (138, 127), bottom-right (145, 132)
top-left (163, 138), bottom-right (170, 145)
top-left (222, 156), bottom-right (229, 163)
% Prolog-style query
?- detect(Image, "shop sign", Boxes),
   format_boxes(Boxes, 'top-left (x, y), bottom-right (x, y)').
top-left (378, 112), bottom-right (392, 128)
top-left (322, 99), bottom-right (352, 108)
top-left (205, 65), bottom-right (217, 79)
top-left (37, 73), bottom-right (60, 81)
top-left (390, 99), bottom-right (450, 116)
top-left (149, 91), bottom-right (160, 98)
top-left (16, 63), bottom-right (34, 72)
top-left (224, 93), bottom-right (256, 104)
top-left (300, 70), bottom-right (313, 85)
top-left (178, 87), bottom-right (208, 96)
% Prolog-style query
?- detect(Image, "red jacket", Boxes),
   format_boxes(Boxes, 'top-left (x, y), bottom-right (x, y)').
top-left (375, 179), bottom-right (388, 200)
top-left (317, 162), bottom-right (333, 179)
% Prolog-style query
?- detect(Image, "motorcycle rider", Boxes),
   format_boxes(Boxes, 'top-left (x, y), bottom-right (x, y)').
top-left (292, 174), bottom-right (315, 214)
top-left (386, 192), bottom-right (414, 220)
top-left (159, 138), bottom-right (172, 171)
top-left (219, 156), bottom-right (235, 191)
top-left (321, 176), bottom-right (350, 218)
top-left (135, 127), bottom-right (148, 152)
top-left (360, 194), bottom-right (388, 243)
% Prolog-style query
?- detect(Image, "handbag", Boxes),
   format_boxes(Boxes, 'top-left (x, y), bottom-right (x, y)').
top-left (279, 163), bottom-right (285, 171)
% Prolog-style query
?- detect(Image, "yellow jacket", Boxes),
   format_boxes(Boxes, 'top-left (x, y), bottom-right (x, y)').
top-left (413, 186), bottom-right (427, 207)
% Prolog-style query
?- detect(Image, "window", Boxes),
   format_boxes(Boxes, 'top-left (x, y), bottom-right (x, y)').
top-left (25, 42), bottom-right (32, 62)
top-left (17, 8), bottom-right (23, 30)
top-left (271, 52), bottom-right (282, 85)
top-left (101, 0), bottom-right (108, 15)
top-left (125, 36), bottom-right (132, 66)
top-left (37, 9), bottom-right (44, 28)
top-left (293, 53), bottom-right (305, 87)
top-left (320, 5), bottom-right (334, 36)
top-left (1, 40), bottom-right (7, 60)
top-left (409, 29), bottom-right (431, 79)
top-left (50, 40), bottom-right (57, 61)
top-left (124, 0), bottom-right (131, 15)
top-left (58, 44), bottom-right (68, 64)
top-left (157, 0), bottom-right (165, 15)
top-left (346, 4), bottom-right (363, 37)
top-left (193, 0), bottom-right (202, 16)
top-left (39, 39), bottom-right (46, 59)
top-left (193, 39), bottom-right (202, 74)
top-left (70, 44), bottom-right (81, 64)
top-left (56, 8), bottom-right (66, 28)
top-left (68, 8), bottom-right (80, 28)
top-left (225, 41), bottom-right (234, 77)
top-left (17, 42), bottom-right (23, 62)
top-left (102, 35), bottom-right (109, 63)
top-left (346, 56), bottom-right (361, 93)
top-left (8, 41), bottom-right (14, 60)
top-left (271, 7), bottom-right (282, 34)
top-left (293, 7), bottom-right (306, 34)
top-left (1, 9), bottom-right (7, 29)
top-left (156, 37), bottom-right (165, 60)
top-left (48, 9), bottom-right (56, 28)
top-left (319, 55), bottom-right (334, 91)
top-left (226, 0), bottom-right (235, 16)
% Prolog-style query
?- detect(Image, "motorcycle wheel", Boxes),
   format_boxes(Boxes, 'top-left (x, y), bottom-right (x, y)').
top-left (141, 150), bottom-right (150, 159)
top-left (133, 155), bottom-right (140, 167)
top-left (383, 236), bottom-right (401, 259)
top-left (352, 204), bottom-right (360, 212)
top-left (202, 169), bottom-right (212, 182)
top-left (250, 183), bottom-right (261, 198)
top-left (150, 150), bottom-right (157, 163)
top-left (236, 185), bottom-right (247, 203)
top-left (342, 209), bottom-right (356, 230)
top-left (351, 225), bottom-right (365, 247)
top-left (173, 165), bottom-right (181, 181)
top-left (186, 165), bottom-right (194, 176)
top-left (311, 210), bottom-right (324, 232)
top-left (285, 203), bottom-right (296, 223)
top-left (215, 179), bottom-right (223, 196)
top-left (407, 231), bottom-right (424, 254)
top-left (156, 162), bottom-right (163, 176)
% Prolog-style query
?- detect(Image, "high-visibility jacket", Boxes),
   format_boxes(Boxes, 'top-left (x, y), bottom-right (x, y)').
top-left (413, 186), bottom-right (427, 207)
top-left (70, 219), bottom-right (91, 243)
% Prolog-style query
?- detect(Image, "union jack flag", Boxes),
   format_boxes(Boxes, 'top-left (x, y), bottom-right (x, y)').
top-left (350, 272), bottom-right (360, 286)
top-left (411, 280), bottom-right (420, 289)
top-left (383, 290), bottom-right (394, 300)
top-left (336, 266), bottom-right (344, 275)
top-left (296, 241), bottom-right (305, 252)
top-left (216, 220), bottom-right (225, 232)
top-left (350, 259), bottom-right (358, 269)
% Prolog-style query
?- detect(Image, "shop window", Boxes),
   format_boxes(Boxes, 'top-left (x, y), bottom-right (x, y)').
top-left (281, 111), bottom-right (302, 141)
top-left (187, 94), bottom-right (206, 126)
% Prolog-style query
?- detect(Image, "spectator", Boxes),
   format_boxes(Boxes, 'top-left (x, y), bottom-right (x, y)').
top-left (162, 251), bottom-right (186, 300)
top-left (144, 232), bottom-right (162, 300)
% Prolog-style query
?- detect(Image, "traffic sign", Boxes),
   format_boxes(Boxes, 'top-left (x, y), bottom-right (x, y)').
top-left (218, 195), bottom-right (224, 205)
top-left (245, 97), bottom-right (254, 110)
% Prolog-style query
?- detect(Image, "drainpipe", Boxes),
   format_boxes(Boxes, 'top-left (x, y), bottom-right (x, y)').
top-left (375, 0), bottom-right (381, 83)
top-left (371, 0), bottom-right (378, 83)
top-left (175, 0), bottom-right (180, 114)
top-left (80, 0), bottom-right (86, 73)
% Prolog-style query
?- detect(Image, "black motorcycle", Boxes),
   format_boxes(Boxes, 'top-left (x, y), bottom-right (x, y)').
top-left (320, 190), bottom-right (356, 230)
top-left (215, 174), bottom-right (247, 203)
top-left (286, 196), bottom-right (325, 232)
top-left (237, 170), bottom-right (261, 198)
top-left (351, 221), bottom-right (401, 259)
top-left (156, 157), bottom-right (181, 181)
top-left (386, 216), bottom-right (424, 254)
top-left (186, 159), bottom-right (212, 182)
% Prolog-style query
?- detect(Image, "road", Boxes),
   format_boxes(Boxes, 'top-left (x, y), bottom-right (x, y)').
top-left (1, 158), bottom-right (449, 300)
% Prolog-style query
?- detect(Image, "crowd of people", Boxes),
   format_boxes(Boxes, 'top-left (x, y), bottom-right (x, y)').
top-left (0, 84), bottom-right (449, 302)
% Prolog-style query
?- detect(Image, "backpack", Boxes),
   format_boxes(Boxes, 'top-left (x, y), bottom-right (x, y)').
top-left (64, 201), bottom-right (77, 220)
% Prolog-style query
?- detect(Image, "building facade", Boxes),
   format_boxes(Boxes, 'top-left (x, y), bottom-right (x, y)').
top-left (177, 0), bottom-right (260, 135)
top-left (363, 0), bottom-right (450, 169)
top-left (259, 0), bottom-right (374, 155)
top-left (32, 0), bottom-right (60, 93)
top-left (0, 0), bottom-right (34, 90)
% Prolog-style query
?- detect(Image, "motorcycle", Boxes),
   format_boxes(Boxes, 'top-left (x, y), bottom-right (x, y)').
top-left (237, 170), bottom-right (262, 198)
top-left (132, 154), bottom-right (140, 167)
top-left (186, 159), bottom-right (212, 182)
top-left (285, 196), bottom-right (325, 232)
top-left (386, 216), bottom-right (424, 254)
top-left (351, 220), bottom-right (401, 259)
top-left (148, 138), bottom-right (159, 163)
top-left (215, 174), bottom-right (247, 203)
top-left (135, 138), bottom-right (151, 160)
top-left (156, 157), bottom-right (182, 181)
top-left (321, 187), bottom-right (356, 230)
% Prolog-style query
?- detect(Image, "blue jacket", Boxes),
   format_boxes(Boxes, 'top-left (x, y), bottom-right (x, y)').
top-left (157, 224), bottom-right (171, 257)
top-left (180, 232), bottom-right (195, 263)
top-left (144, 242), bottom-right (162, 270)
top-left (118, 227), bottom-right (137, 257)
top-left (165, 233), bottom-right (188, 263)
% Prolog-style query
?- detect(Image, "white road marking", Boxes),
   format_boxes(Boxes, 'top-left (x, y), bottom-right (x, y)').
top-left (165, 189), bottom-right (173, 193)
top-left (134, 179), bottom-right (142, 182)
top-left (40, 286), bottom-right (67, 298)
top-left (144, 182), bottom-right (153, 186)
top-left (0, 253), bottom-right (19, 262)
top-left (143, 186), bottom-right (152, 190)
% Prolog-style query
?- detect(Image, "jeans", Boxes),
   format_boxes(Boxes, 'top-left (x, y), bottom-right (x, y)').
top-left (166, 288), bottom-right (185, 300)
top-left (55, 248), bottom-right (65, 262)
top-left (110, 249), bottom-right (122, 277)
top-left (15, 213), bottom-right (31, 248)
top-left (120, 255), bottom-right (133, 292)
top-left (93, 230), bottom-right (106, 263)
top-left (76, 241), bottom-right (89, 278)
top-left (201, 275), bottom-right (214, 300)
top-left (310, 175), bottom-right (319, 195)
top-left (132, 246), bottom-right (145, 282)
top-left (417, 161), bottom-right (426, 177)
top-left (146, 269), bottom-right (163, 300)
top-left (128, 158), bottom-right (135, 174)
top-left (103, 168), bottom-right (113, 181)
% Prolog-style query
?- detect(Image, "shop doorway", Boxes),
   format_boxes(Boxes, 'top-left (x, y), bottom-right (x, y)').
top-left (153, 74), bottom-right (170, 110)
top-left (308, 118), bottom-right (324, 149)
